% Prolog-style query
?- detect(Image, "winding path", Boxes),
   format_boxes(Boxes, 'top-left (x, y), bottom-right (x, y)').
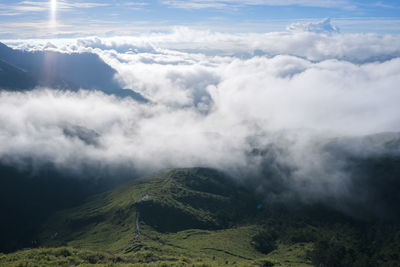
top-left (132, 192), bottom-right (149, 242)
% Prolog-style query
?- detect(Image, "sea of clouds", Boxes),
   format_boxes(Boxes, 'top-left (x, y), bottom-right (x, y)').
top-left (2, 20), bottom-right (400, 219)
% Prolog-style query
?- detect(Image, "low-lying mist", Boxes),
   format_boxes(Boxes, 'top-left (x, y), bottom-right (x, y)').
top-left (1, 25), bottom-right (400, 221)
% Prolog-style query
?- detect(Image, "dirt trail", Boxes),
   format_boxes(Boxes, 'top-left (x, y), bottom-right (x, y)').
top-left (132, 192), bottom-right (149, 242)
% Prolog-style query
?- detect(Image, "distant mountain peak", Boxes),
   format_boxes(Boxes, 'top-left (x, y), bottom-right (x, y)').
top-left (0, 42), bottom-right (146, 101)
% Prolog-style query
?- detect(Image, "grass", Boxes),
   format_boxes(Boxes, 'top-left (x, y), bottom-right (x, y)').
top-left (2, 168), bottom-right (399, 266)
top-left (38, 168), bottom-right (258, 251)
top-left (16, 168), bottom-right (312, 266)
top-left (0, 247), bottom-right (137, 266)
top-left (0, 230), bottom-right (313, 266)
top-left (265, 242), bottom-right (313, 266)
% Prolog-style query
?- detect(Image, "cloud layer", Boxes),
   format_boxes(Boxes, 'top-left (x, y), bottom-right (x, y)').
top-left (6, 26), bottom-right (400, 63)
top-left (1, 28), bottom-right (400, 219)
top-left (161, 0), bottom-right (354, 9)
top-left (287, 18), bottom-right (339, 33)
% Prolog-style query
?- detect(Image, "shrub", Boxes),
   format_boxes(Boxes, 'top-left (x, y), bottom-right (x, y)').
top-left (54, 248), bottom-right (71, 257)
top-left (251, 231), bottom-right (278, 254)
top-left (259, 259), bottom-right (275, 267)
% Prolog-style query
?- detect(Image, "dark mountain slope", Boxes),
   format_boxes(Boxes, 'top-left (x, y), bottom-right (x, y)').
top-left (39, 168), bottom-right (258, 249)
top-left (0, 167), bottom-right (399, 266)
top-left (31, 168), bottom-right (400, 266)
top-left (0, 42), bottom-right (146, 101)
top-left (0, 161), bottom-right (139, 253)
top-left (322, 132), bottom-right (400, 222)
top-left (0, 42), bottom-right (116, 90)
top-left (0, 59), bottom-right (37, 90)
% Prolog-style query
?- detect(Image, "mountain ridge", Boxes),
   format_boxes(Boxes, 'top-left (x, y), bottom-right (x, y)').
top-left (9, 167), bottom-right (394, 266)
top-left (0, 42), bottom-right (147, 101)
top-left (1, 163), bottom-right (400, 266)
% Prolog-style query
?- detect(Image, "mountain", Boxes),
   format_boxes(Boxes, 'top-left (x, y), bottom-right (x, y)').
top-left (1, 167), bottom-right (399, 266)
top-left (39, 168), bottom-right (258, 246)
top-left (0, 42), bottom-right (146, 101)
top-left (322, 132), bottom-right (400, 222)
top-left (0, 59), bottom-right (37, 90)
top-left (0, 161), bottom-right (138, 253)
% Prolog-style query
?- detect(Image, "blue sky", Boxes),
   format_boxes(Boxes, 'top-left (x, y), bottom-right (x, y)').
top-left (0, 0), bottom-right (400, 38)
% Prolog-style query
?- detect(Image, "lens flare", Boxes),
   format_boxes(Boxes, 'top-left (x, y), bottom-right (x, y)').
top-left (50, 0), bottom-right (57, 27)
top-left (51, 0), bottom-right (56, 12)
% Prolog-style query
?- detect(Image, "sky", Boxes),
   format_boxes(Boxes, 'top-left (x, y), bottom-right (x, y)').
top-left (0, 0), bottom-right (400, 38)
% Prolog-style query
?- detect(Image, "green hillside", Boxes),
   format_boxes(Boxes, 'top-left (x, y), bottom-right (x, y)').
top-left (1, 168), bottom-right (399, 266)
top-left (36, 168), bottom-right (267, 265)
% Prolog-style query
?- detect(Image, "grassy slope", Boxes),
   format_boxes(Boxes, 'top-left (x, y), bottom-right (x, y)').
top-left (39, 168), bottom-right (257, 249)
top-left (1, 168), bottom-right (399, 266)
top-left (28, 169), bottom-right (274, 265)
top-left (0, 168), bottom-right (311, 266)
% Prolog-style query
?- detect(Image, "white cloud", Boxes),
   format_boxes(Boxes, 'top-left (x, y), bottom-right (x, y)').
top-left (0, 11), bottom-right (22, 16)
top-left (286, 18), bottom-right (339, 33)
top-left (162, 0), bottom-right (354, 9)
top-left (1, 49), bottom-right (400, 170)
top-left (1, 17), bottom-right (399, 38)
top-left (0, 0), bottom-right (108, 14)
top-left (122, 1), bottom-right (148, 10)
top-left (6, 27), bottom-right (400, 63)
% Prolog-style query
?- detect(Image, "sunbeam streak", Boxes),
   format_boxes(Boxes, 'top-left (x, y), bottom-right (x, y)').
top-left (50, 0), bottom-right (57, 27)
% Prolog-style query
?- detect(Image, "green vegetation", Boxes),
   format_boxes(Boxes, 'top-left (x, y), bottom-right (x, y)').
top-left (1, 168), bottom-right (399, 266)
top-left (310, 224), bottom-right (400, 267)
top-left (251, 230), bottom-right (278, 254)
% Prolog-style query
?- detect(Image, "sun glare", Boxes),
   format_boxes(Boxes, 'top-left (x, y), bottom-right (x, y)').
top-left (51, 0), bottom-right (57, 13)
top-left (50, 0), bottom-right (57, 26)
